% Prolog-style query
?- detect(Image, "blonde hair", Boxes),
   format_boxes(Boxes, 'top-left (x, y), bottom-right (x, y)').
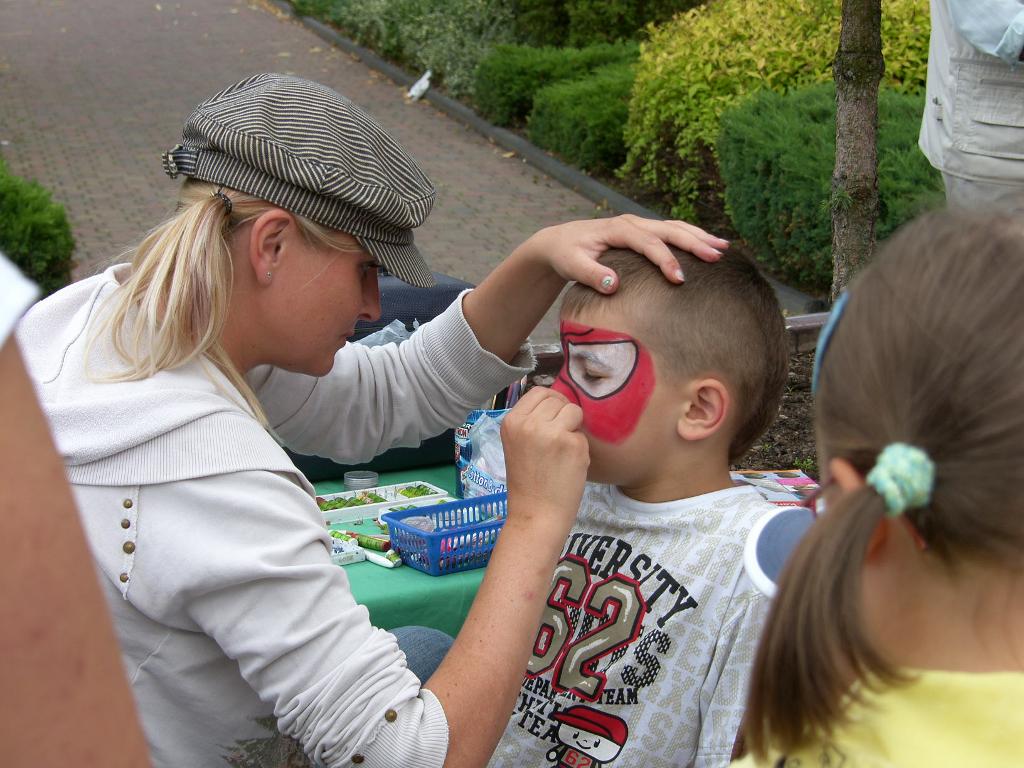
top-left (97, 179), bottom-right (360, 424)
top-left (744, 209), bottom-right (1024, 758)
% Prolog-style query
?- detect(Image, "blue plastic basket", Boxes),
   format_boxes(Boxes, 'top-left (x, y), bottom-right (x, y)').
top-left (380, 493), bottom-right (507, 576)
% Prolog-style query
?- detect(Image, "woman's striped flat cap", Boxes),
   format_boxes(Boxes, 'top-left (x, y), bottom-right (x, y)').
top-left (162, 73), bottom-right (437, 287)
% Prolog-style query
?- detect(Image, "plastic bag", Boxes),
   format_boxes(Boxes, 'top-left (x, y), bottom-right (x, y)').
top-left (455, 409), bottom-right (509, 498)
top-left (402, 515), bottom-right (437, 533)
top-left (356, 319), bottom-right (419, 348)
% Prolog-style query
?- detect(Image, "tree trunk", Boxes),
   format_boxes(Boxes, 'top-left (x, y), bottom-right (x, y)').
top-left (831, 0), bottom-right (883, 300)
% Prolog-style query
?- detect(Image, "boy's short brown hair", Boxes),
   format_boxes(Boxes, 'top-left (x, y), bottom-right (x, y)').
top-left (561, 248), bottom-right (788, 461)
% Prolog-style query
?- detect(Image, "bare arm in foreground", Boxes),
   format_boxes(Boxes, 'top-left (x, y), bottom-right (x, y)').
top-left (0, 337), bottom-right (151, 767)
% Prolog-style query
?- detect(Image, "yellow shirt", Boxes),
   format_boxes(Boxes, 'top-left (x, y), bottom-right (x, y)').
top-left (733, 669), bottom-right (1024, 767)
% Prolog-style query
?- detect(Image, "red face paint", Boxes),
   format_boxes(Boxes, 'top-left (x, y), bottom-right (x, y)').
top-left (551, 320), bottom-right (656, 444)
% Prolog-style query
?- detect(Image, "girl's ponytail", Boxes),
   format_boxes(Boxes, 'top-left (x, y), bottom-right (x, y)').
top-left (744, 486), bottom-right (901, 757)
top-left (743, 208), bottom-right (1024, 758)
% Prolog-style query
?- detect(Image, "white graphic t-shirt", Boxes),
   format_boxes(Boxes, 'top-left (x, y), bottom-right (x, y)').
top-left (488, 484), bottom-right (773, 768)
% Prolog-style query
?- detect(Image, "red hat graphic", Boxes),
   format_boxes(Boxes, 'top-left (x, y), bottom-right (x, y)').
top-left (552, 706), bottom-right (628, 746)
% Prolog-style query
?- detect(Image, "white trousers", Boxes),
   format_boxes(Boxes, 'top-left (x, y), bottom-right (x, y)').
top-left (942, 172), bottom-right (1024, 212)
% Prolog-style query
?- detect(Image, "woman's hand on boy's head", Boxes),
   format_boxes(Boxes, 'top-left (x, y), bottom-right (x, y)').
top-left (608, 215), bottom-right (728, 272)
top-left (501, 387), bottom-right (590, 533)
top-left (516, 215), bottom-right (727, 295)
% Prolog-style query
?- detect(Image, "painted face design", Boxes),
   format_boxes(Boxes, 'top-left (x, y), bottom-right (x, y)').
top-left (551, 320), bottom-right (655, 444)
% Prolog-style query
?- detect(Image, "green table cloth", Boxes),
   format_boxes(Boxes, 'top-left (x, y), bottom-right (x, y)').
top-left (313, 467), bottom-right (816, 636)
top-left (315, 465), bottom-right (486, 637)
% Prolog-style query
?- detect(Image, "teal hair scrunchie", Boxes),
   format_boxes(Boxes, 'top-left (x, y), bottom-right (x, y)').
top-left (865, 443), bottom-right (935, 517)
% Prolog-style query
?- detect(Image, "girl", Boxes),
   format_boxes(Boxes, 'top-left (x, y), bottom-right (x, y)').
top-left (17, 73), bottom-right (724, 768)
top-left (736, 207), bottom-right (1024, 766)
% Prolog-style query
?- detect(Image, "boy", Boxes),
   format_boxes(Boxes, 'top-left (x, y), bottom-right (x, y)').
top-left (487, 248), bottom-right (789, 767)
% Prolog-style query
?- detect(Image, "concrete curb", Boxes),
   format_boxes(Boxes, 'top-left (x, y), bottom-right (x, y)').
top-left (270, 1), bottom-right (821, 315)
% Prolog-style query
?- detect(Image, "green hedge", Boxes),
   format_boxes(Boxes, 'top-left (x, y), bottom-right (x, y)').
top-left (474, 42), bottom-right (637, 126)
top-left (0, 157), bottom-right (74, 297)
top-left (512, 0), bottom-right (569, 47)
top-left (506, 0), bottom-right (704, 47)
top-left (295, 0), bottom-right (700, 86)
top-left (623, 0), bottom-right (930, 220)
top-left (292, 0), bottom-right (340, 18)
top-left (293, 0), bottom-right (516, 98)
top-left (528, 62), bottom-right (635, 174)
top-left (294, 0), bottom-right (421, 64)
top-left (565, 0), bottom-right (703, 46)
top-left (718, 83), bottom-right (942, 293)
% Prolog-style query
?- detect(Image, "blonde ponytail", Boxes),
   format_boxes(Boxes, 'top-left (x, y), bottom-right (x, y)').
top-left (95, 180), bottom-right (360, 424)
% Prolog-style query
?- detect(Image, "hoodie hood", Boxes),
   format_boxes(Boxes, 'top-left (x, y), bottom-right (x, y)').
top-left (18, 265), bottom-right (306, 488)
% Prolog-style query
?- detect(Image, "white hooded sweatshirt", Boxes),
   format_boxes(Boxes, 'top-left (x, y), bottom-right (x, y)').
top-left (17, 264), bottom-right (532, 768)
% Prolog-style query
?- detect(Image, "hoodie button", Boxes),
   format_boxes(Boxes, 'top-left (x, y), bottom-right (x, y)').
top-left (121, 519), bottom-right (131, 529)
top-left (123, 542), bottom-right (136, 554)
top-left (351, 755), bottom-right (364, 764)
top-left (119, 573), bottom-right (129, 583)
top-left (384, 709), bottom-right (397, 722)
top-left (123, 499), bottom-right (133, 509)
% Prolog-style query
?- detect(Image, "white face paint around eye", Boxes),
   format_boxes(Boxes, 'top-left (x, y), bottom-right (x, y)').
top-left (566, 340), bottom-right (639, 399)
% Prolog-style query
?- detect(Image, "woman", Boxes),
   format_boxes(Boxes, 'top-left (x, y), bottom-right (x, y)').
top-left (18, 73), bottom-right (725, 768)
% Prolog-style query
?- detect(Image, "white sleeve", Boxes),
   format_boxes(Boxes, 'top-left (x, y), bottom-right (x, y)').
top-left (356, 688), bottom-right (449, 767)
top-left (693, 581), bottom-right (769, 768)
top-left (248, 290), bottom-right (533, 463)
top-left (134, 470), bottom-right (448, 767)
top-left (1, 254), bottom-right (39, 345)
top-left (946, 0), bottom-right (1024, 64)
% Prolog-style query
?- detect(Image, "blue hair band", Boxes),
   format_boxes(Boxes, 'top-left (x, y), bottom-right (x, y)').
top-left (866, 443), bottom-right (935, 517)
top-left (812, 290), bottom-right (850, 394)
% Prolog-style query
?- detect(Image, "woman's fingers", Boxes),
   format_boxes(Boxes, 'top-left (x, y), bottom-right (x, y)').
top-left (588, 216), bottom-right (726, 287)
top-left (673, 219), bottom-right (730, 252)
top-left (518, 214), bottom-right (728, 295)
top-left (502, 388), bottom-right (589, 527)
top-left (624, 215), bottom-right (730, 258)
top-left (503, 385), bottom-right (565, 420)
top-left (550, 396), bottom-right (584, 432)
top-left (574, 255), bottom-right (621, 294)
top-left (504, 388), bottom-right (578, 438)
top-left (614, 217), bottom-right (729, 270)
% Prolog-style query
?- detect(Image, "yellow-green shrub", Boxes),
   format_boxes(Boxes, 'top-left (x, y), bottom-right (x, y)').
top-left (622, 0), bottom-right (930, 220)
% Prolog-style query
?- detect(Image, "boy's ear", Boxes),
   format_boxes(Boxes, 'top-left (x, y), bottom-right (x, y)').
top-left (246, 209), bottom-right (294, 283)
top-left (829, 457), bottom-right (865, 494)
top-left (829, 458), bottom-right (890, 559)
top-left (676, 377), bottom-right (730, 443)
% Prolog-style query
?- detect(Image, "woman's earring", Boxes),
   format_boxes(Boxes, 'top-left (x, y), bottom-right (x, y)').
top-left (266, 271), bottom-right (273, 283)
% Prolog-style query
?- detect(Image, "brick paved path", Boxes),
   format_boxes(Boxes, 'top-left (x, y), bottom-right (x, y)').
top-left (0, 0), bottom-right (603, 342)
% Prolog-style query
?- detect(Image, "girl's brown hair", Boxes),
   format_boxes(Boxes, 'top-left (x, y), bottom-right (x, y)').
top-left (744, 208), bottom-right (1024, 757)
